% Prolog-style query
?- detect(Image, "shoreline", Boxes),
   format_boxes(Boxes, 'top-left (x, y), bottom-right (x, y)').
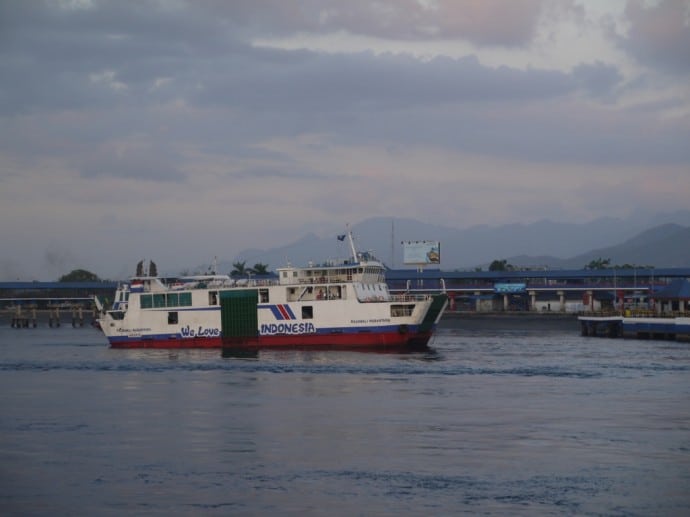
top-left (440, 311), bottom-right (579, 331)
top-left (2, 308), bottom-right (580, 331)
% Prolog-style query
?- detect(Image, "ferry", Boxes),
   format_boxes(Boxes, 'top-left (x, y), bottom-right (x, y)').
top-left (95, 230), bottom-right (448, 349)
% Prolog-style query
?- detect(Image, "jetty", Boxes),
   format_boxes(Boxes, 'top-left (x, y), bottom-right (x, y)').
top-left (579, 313), bottom-right (690, 342)
top-left (1, 280), bottom-right (115, 330)
top-left (6, 303), bottom-right (99, 329)
top-left (579, 278), bottom-right (690, 342)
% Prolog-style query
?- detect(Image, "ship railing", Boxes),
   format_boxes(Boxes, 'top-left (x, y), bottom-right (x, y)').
top-left (624, 309), bottom-right (690, 318)
top-left (136, 278), bottom-right (282, 292)
top-left (579, 309), bottom-right (690, 319)
top-left (578, 310), bottom-right (622, 317)
top-left (390, 293), bottom-right (433, 302)
top-left (294, 275), bottom-right (357, 285)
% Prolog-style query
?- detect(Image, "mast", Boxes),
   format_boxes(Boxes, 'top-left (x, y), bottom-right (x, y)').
top-left (391, 219), bottom-right (395, 268)
top-left (346, 224), bottom-right (358, 263)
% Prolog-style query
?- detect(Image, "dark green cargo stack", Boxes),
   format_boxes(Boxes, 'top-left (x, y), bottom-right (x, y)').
top-left (220, 290), bottom-right (258, 340)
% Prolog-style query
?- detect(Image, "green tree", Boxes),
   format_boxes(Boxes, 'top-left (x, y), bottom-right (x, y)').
top-left (489, 259), bottom-right (513, 271)
top-left (585, 257), bottom-right (611, 270)
top-left (251, 263), bottom-right (270, 275)
top-left (230, 261), bottom-right (248, 277)
top-left (59, 269), bottom-right (101, 282)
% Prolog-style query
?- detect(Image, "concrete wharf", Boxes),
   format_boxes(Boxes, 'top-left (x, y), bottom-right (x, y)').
top-left (2, 269), bottom-right (689, 330)
top-left (6, 304), bottom-right (99, 329)
top-left (1, 281), bottom-right (115, 329)
top-left (579, 313), bottom-right (690, 342)
top-left (387, 267), bottom-right (690, 314)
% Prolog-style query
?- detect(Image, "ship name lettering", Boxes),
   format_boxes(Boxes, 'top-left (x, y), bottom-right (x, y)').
top-left (180, 325), bottom-right (220, 338)
top-left (260, 322), bottom-right (316, 335)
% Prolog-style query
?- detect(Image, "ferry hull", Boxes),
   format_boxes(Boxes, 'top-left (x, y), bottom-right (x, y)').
top-left (107, 327), bottom-right (437, 350)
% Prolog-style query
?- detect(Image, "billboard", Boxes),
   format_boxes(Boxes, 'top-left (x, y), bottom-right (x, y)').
top-left (402, 241), bottom-right (440, 265)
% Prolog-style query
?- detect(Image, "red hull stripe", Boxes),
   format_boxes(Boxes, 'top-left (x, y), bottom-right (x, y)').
top-left (276, 304), bottom-right (291, 320)
top-left (262, 304), bottom-right (297, 320)
top-left (283, 304), bottom-right (296, 319)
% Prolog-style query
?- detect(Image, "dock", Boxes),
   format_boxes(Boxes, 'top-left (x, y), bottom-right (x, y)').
top-left (579, 313), bottom-right (690, 342)
top-left (5, 304), bottom-right (99, 329)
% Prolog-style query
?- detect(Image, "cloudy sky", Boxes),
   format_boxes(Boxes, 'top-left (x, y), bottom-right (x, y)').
top-left (1, 0), bottom-right (689, 279)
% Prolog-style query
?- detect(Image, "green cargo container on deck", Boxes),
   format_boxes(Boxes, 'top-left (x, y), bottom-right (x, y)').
top-left (220, 289), bottom-right (258, 340)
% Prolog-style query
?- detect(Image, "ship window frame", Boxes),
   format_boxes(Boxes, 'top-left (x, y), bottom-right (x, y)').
top-left (168, 311), bottom-right (178, 324)
top-left (179, 292), bottom-right (192, 306)
top-left (153, 294), bottom-right (166, 308)
top-left (167, 293), bottom-right (179, 307)
top-left (302, 306), bottom-right (313, 319)
top-left (390, 304), bottom-right (415, 317)
top-left (141, 294), bottom-right (153, 309)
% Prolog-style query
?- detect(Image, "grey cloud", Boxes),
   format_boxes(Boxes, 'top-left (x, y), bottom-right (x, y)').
top-left (572, 62), bottom-right (623, 99)
top-left (200, 0), bottom-right (544, 47)
top-left (231, 166), bottom-right (331, 181)
top-left (0, 0), bottom-right (608, 120)
top-left (0, 0), bottom-right (245, 115)
top-left (618, 0), bottom-right (690, 76)
top-left (195, 52), bottom-right (576, 113)
top-left (0, 2), bottom-right (687, 190)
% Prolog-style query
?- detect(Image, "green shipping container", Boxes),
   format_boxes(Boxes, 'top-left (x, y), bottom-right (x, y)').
top-left (220, 290), bottom-right (258, 339)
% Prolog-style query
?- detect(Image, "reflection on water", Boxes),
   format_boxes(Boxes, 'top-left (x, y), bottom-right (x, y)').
top-left (1, 326), bottom-right (689, 515)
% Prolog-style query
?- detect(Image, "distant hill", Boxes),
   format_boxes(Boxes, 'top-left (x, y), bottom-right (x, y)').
top-left (558, 223), bottom-right (690, 269)
top-left (505, 223), bottom-right (690, 269)
top-left (219, 212), bottom-right (690, 273)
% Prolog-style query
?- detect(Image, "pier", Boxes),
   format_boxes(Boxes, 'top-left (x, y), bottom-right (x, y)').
top-left (579, 313), bottom-right (690, 342)
top-left (5, 301), bottom-right (100, 329)
top-left (1, 280), bottom-right (115, 330)
top-left (387, 266), bottom-right (690, 314)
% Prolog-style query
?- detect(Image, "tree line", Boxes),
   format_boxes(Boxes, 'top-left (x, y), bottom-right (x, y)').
top-left (59, 257), bottom-right (654, 282)
top-left (58, 262), bottom-right (273, 282)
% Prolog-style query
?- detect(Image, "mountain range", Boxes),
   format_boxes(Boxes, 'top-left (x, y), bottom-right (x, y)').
top-left (221, 211), bottom-right (690, 273)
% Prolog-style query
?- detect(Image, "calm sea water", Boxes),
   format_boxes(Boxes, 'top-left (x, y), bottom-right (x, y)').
top-left (1, 323), bottom-right (689, 516)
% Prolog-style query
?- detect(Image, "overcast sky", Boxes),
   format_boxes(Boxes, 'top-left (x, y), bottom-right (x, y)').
top-left (1, 0), bottom-right (689, 280)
